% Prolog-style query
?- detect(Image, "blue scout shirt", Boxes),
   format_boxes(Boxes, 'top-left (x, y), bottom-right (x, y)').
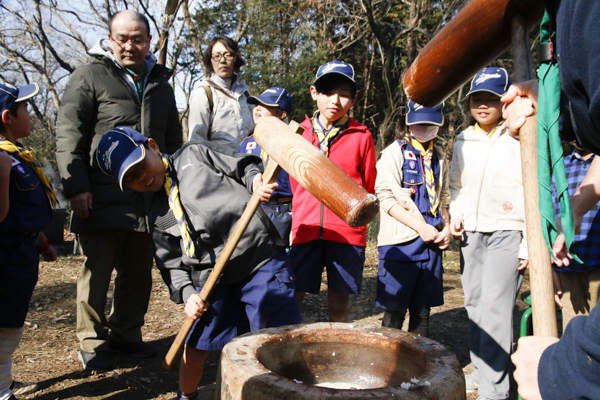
top-left (0, 150), bottom-right (53, 234)
top-left (0, 146), bottom-right (53, 328)
top-left (239, 135), bottom-right (292, 202)
top-left (378, 138), bottom-right (444, 262)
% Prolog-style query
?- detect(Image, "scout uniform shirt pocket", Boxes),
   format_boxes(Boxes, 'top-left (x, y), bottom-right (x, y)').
top-left (12, 157), bottom-right (40, 191)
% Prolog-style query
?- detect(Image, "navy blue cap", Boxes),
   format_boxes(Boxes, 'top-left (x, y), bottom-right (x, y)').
top-left (405, 100), bottom-right (444, 126)
top-left (466, 67), bottom-right (512, 97)
top-left (313, 60), bottom-right (355, 85)
top-left (96, 127), bottom-right (148, 190)
top-left (0, 82), bottom-right (39, 113)
top-left (248, 87), bottom-right (293, 115)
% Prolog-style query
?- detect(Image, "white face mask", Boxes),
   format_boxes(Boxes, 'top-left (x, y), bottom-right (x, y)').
top-left (410, 125), bottom-right (439, 142)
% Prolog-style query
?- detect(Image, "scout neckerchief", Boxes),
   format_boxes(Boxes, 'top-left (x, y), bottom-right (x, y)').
top-left (125, 62), bottom-right (147, 98)
top-left (536, 11), bottom-right (580, 262)
top-left (407, 136), bottom-right (439, 216)
top-left (312, 111), bottom-right (349, 156)
top-left (474, 121), bottom-right (504, 138)
top-left (0, 138), bottom-right (59, 209)
top-left (161, 154), bottom-right (195, 257)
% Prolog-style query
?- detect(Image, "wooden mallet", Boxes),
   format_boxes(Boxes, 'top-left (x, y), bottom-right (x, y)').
top-left (403, 0), bottom-right (556, 337)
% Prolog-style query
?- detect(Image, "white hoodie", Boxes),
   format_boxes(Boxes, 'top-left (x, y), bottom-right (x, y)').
top-left (449, 124), bottom-right (527, 258)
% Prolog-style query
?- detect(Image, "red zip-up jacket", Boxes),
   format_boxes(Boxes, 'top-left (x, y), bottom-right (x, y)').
top-left (290, 115), bottom-right (377, 247)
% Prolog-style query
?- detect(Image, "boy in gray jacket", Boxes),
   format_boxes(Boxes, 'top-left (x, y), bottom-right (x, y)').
top-left (96, 127), bottom-right (302, 400)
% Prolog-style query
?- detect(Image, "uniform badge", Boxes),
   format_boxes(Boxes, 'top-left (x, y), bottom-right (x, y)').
top-left (503, 202), bottom-right (513, 212)
top-left (10, 155), bottom-right (19, 166)
top-left (410, 186), bottom-right (417, 194)
top-left (246, 142), bottom-right (257, 150)
top-left (404, 150), bottom-right (416, 160)
top-left (409, 160), bottom-right (416, 169)
top-left (16, 165), bottom-right (25, 174)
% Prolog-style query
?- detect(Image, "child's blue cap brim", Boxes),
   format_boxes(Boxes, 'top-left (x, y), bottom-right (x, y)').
top-left (405, 100), bottom-right (444, 126)
top-left (96, 127), bottom-right (148, 191)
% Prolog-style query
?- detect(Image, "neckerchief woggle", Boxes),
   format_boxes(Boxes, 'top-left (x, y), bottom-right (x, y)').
top-left (312, 111), bottom-right (349, 156)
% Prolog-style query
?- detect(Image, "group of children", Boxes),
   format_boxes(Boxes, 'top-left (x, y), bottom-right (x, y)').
top-left (2, 59), bottom-right (597, 400)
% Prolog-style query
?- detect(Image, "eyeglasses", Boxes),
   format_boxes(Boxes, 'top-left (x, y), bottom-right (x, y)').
top-left (111, 37), bottom-right (150, 47)
top-left (211, 52), bottom-right (234, 61)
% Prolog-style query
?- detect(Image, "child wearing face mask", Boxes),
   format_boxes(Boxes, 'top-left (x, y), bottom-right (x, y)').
top-left (374, 101), bottom-right (450, 338)
top-left (449, 68), bottom-right (527, 400)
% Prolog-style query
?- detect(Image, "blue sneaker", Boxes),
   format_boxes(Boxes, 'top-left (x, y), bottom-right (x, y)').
top-left (176, 390), bottom-right (198, 400)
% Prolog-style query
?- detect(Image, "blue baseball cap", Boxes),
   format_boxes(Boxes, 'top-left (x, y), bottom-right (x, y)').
top-left (466, 67), bottom-right (512, 97)
top-left (405, 100), bottom-right (444, 126)
top-left (96, 127), bottom-right (148, 190)
top-left (0, 82), bottom-right (39, 114)
top-left (313, 60), bottom-right (355, 85)
top-left (248, 87), bottom-right (293, 115)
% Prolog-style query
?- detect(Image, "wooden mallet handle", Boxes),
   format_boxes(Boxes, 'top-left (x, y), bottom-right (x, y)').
top-left (161, 122), bottom-right (303, 370)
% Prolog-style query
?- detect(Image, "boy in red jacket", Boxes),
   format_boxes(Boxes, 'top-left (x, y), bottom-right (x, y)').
top-left (290, 60), bottom-right (377, 322)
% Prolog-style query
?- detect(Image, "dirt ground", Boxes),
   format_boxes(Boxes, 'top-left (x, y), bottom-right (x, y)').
top-left (12, 237), bottom-right (534, 400)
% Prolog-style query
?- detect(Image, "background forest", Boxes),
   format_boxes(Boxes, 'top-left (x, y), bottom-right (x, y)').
top-left (0, 0), bottom-right (538, 176)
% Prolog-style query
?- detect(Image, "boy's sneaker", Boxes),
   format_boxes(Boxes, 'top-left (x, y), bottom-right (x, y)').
top-left (108, 339), bottom-right (157, 358)
top-left (465, 374), bottom-right (479, 393)
top-left (10, 381), bottom-right (38, 395)
top-left (78, 349), bottom-right (114, 371)
top-left (176, 390), bottom-right (198, 400)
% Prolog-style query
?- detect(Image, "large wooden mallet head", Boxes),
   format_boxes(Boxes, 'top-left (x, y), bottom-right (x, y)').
top-left (254, 117), bottom-right (379, 227)
top-left (403, 0), bottom-right (544, 107)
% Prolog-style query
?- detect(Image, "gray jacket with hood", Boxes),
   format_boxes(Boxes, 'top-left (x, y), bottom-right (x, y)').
top-left (56, 39), bottom-right (182, 233)
top-left (150, 140), bottom-right (286, 304)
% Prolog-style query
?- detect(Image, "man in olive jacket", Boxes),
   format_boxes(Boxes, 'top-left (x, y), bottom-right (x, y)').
top-left (55, 10), bottom-right (182, 371)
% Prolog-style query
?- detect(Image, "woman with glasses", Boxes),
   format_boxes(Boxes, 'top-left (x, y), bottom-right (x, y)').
top-left (188, 36), bottom-right (254, 149)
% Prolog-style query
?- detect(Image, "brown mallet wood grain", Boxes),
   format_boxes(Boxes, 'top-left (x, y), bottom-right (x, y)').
top-left (161, 121), bottom-right (303, 370)
top-left (253, 116), bottom-right (379, 227)
top-left (512, 16), bottom-right (558, 338)
top-left (403, 0), bottom-right (544, 107)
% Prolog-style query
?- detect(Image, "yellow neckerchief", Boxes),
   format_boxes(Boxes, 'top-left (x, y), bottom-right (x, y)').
top-left (407, 136), bottom-right (439, 216)
top-left (0, 138), bottom-right (59, 209)
top-left (474, 120), bottom-right (504, 138)
top-left (312, 111), bottom-right (349, 156)
top-left (161, 154), bottom-right (195, 257)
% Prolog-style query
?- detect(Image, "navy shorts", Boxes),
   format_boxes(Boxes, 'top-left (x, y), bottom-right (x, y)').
top-left (290, 240), bottom-right (365, 295)
top-left (0, 235), bottom-right (39, 328)
top-left (376, 237), bottom-right (444, 310)
top-left (186, 249), bottom-right (303, 351)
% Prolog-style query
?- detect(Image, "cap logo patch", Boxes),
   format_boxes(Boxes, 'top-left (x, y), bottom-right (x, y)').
top-left (475, 72), bottom-right (502, 86)
top-left (265, 89), bottom-right (278, 93)
top-left (102, 140), bottom-right (119, 173)
top-left (322, 63), bottom-right (344, 73)
top-left (413, 103), bottom-right (425, 111)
